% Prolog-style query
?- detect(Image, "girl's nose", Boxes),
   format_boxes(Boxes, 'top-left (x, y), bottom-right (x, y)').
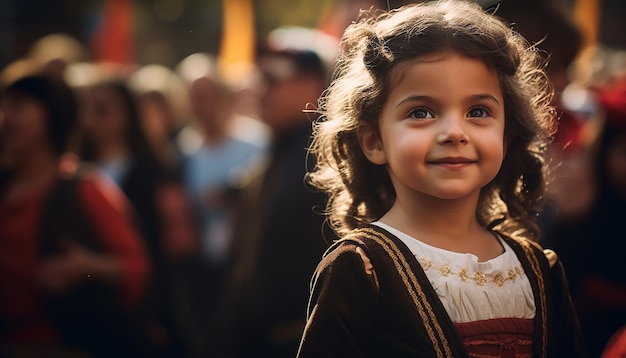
top-left (436, 116), bottom-right (469, 145)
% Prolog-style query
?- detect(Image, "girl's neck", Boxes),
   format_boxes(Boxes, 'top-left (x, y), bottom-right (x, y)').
top-left (383, 193), bottom-right (482, 238)
top-left (379, 191), bottom-right (502, 260)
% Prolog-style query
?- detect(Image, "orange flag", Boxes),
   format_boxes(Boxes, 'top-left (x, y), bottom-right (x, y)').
top-left (218, 0), bottom-right (255, 85)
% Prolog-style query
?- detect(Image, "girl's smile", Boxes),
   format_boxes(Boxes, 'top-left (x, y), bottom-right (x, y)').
top-left (426, 156), bottom-right (478, 171)
top-left (360, 52), bottom-right (506, 202)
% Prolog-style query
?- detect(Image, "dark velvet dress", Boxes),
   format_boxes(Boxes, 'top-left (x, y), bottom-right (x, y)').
top-left (297, 225), bottom-right (586, 357)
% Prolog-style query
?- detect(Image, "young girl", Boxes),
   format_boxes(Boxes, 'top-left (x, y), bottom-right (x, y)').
top-left (297, 1), bottom-right (586, 357)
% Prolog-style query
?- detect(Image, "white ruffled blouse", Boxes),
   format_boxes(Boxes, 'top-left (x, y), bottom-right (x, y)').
top-left (373, 222), bottom-right (536, 323)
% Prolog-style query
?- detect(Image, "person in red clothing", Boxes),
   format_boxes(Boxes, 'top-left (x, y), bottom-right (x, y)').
top-left (0, 75), bottom-right (150, 357)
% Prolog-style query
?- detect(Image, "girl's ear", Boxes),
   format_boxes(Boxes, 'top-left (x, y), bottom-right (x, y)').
top-left (358, 126), bottom-right (387, 165)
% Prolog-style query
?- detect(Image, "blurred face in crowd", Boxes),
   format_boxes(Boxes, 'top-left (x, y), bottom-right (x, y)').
top-left (258, 55), bottom-right (324, 135)
top-left (0, 93), bottom-right (52, 160)
top-left (547, 147), bottom-right (597, 219)
top-left (190, 77), bottom-right (232, 137)
top-left (139, 92), bottom-right (173, 146)
top-left (83, 86), bottom-right (129, 148)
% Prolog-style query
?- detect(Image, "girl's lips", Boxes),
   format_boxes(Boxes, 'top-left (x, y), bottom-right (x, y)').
top-left (427, 157), bottom-right (477, 170)
top-left (427, 157), bottom-right (476, 164)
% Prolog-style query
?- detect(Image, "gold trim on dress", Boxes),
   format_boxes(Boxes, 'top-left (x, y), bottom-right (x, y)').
top-left (517, 239), bottom-right (548, 358)
top-left (336, 229), bottom-right (549, 358)
top-left (416, 257), bottom-right (525, 288)
top-left (344, 228), bottom-right (454, 358)
top-left (543, 249), bottom-right (558, 268)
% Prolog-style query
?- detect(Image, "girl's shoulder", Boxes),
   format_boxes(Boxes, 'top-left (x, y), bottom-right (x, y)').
top-left (309, 228), bottom-right (382, 297)
top-left (323, 225), bottom-right (401, 261)
top-left (318, 225), bottom-right (409, 283)
top-left (319, 229), bottom-right (378, 276)
top-left (497, 232), bottom-right (559, 269)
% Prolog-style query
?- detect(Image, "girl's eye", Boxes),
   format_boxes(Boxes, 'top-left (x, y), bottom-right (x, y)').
top-left (467, 106), bottom-right (491, 118)
top-left (408, 107), bottom-right (433, 120)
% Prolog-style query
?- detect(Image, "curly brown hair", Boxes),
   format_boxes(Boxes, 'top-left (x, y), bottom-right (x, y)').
top-left (308, 0), bottom-right (555, 240)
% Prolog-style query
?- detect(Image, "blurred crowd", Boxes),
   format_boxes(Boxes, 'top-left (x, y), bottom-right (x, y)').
top-left (0, 0), bottom-right (625, 358)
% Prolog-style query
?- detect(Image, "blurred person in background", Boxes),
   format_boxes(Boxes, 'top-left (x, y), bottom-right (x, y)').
top-left (178, 73), bottom-right (265, 357)
top-left (0, 75), bottom-right (150, 357)
top-left (136, 86), bottom-right (200, 261)
top-left (81, 80), bottom-right (194, 357)
top-left (184, 75), bottom-right (264, 267)
top-left (81, 81), bottom-right (170, 229)
top-left (566, 76), bottom-right (626, 357)
top-left (138, 89), bottom-right (186, 175)
top-left (216, 46), bottom-right (332, 358)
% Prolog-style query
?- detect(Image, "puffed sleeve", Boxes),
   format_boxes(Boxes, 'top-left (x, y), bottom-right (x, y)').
top-left (78, 177), bottom-right (150, 307)
top-left (297, 242), bottom-right (379, 357)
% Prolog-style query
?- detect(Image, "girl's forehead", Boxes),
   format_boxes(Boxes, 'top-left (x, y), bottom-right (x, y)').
top-left (386, 51), bottom-right (499, 85)
top-left (383, 53), bottom-right (505, 108)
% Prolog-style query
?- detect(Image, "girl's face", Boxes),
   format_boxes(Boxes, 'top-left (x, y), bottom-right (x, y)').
top-left (0, 94), bottom-right (52, 158)
top-left (83, 87), bottom-right (129, 146)
top-left (360, 52), bottom-right (506, 203)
